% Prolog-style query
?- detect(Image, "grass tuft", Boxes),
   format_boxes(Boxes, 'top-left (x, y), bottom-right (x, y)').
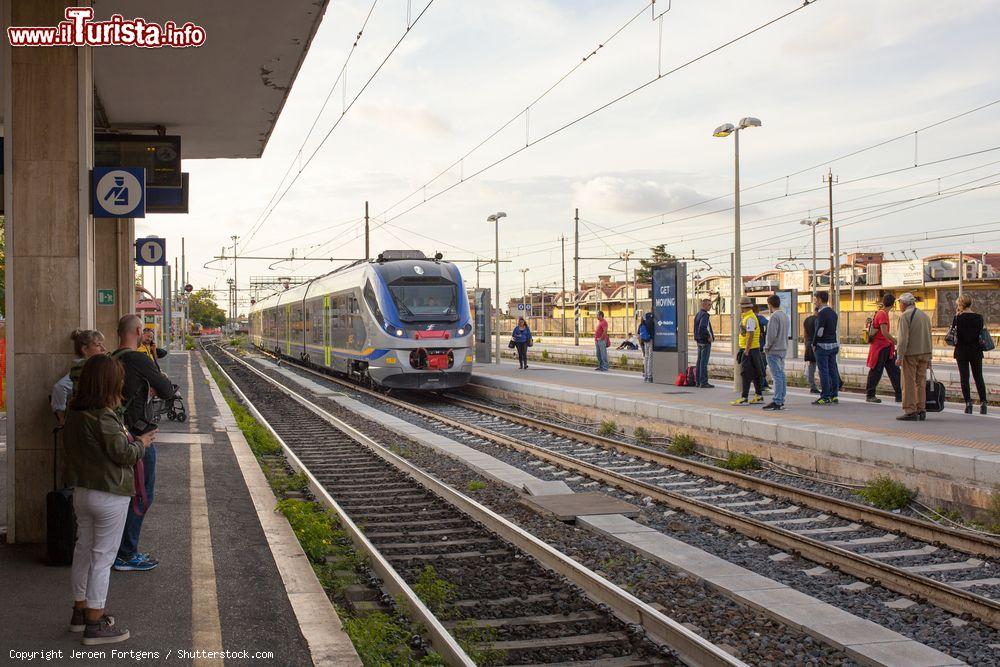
top-left (466, 479), bottom-right (486, 492)
top-left (720, 452), bottom-right (761, 471)
top-left (598, 419), bottom-right (618, 436)
top-left (633, 427), bottom-right (652, 445)
top-left (853, 475), bottom-right (914, 511)
top-left (668, 433), bottom-right (696, 456)
top-left (412, 565), bottom-right (458, 618)
top-left (454, 620), bottom-right (505, 666)
top-left (541, 349), bottom-right (550, 360)
top-left (276, 498), bottom-right (338, 563)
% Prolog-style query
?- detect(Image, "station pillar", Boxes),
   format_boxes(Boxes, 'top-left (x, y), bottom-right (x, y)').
top-left (2, 0), bottom-right (96, 542)
top-left (94, 218), bottom-right (137, 339)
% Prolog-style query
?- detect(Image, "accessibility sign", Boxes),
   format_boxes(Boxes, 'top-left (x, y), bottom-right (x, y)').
top-left (135, 236), bottom-right (166, 266)
top-left (93, 167), bottom-right (145, 218)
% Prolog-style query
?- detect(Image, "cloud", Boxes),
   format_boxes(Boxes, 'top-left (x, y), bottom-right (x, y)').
top-left (571, 174), bottom-right (710, 215)
top-left (355, 102), bottom-right (452, 136)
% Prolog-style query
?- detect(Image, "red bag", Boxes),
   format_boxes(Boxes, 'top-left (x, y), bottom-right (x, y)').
top-left (686, 365), bottom-right (697, 387)
top-left (675, 372), bottom-right (688, 386)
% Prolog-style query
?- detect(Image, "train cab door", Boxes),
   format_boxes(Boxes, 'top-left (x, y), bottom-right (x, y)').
top-left (323, 295), bottom-right (331, 367)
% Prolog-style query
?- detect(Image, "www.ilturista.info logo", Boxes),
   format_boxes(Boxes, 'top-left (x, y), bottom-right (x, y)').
top-left (7, 7), bottom-right (206, 48)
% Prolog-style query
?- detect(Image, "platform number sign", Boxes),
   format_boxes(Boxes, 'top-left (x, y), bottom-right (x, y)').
top-left (135, 237), bottom-right (166, 266)
top-left (92, 167), bottom-right (145, 218)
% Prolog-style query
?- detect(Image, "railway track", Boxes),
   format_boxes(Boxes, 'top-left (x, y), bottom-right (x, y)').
top-left (206, 345), bottom-right (742, 667)
top-left (237, 348), bottom-right (1000, 630)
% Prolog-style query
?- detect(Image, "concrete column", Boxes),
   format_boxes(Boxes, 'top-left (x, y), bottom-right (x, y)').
top-left (3, 0), bottom-right (94, 542)
top-left (94, 218), bottom-right (135, 339)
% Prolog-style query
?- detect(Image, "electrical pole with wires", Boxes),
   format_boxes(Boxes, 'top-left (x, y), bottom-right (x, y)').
top-left (561, 235), bottom-right (567, 338)
top-left (823, 169), bottom-right (838, 311)
top-left (364, 201), bottom-right (370, 261)
top-left (573, 208), bottom-right (580, 346)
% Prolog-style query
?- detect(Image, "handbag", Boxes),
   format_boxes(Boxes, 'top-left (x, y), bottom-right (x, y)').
top-left (981, 328), bottom-right (996, 352)
top-left (507, 339), bottom-right (516, 349)
top-left (945, 325), bottom-right (957, 347)
top-left (924, 368), bottom-right (946, 413)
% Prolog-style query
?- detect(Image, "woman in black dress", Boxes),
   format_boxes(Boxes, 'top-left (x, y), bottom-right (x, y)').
top-left (952, 294), bottom-right (988, 414)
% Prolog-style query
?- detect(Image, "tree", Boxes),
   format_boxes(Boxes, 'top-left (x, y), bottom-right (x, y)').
top-left (187, 288), bottom-right (226, 327)
top-left (635, 244), bottom-right (675, 283)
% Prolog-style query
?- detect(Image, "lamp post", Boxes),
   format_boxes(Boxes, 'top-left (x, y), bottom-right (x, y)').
top-left (487, 212), bottom-right (507, 364)
top-left (799, 216), bottom-right (827, 291)
top-left (713, 117), bottom-right (761, 388)
top-left (520, 268), bottom-right (530, 313)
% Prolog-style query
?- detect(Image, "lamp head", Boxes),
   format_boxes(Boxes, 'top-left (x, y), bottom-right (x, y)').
top-left (712, 123), bottom-right (735, 138)
top-left (487, 211), bottom-right (507, 222)
top-left (738, 117), bottom-right (762, 129)
top-left (815, 216), bottom-right (829, 224)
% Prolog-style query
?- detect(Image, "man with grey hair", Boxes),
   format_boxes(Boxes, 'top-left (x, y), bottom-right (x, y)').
top-left (895, 293), bottom-right (933, 421)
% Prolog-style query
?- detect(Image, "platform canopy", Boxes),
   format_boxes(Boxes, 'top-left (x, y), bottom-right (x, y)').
top-left (91, 0), bottom-right (329, 158)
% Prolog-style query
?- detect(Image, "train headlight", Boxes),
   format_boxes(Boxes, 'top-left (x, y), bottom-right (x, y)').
top-left (395, 329), bottom-right (404, 337)
top-left (457, 328), bottom-right (465, 336)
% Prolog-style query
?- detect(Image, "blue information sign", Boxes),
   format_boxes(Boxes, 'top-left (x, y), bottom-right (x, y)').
top-left (92, 167), bottom-right (145, 218)
top-left (652, 263), bottom-right (678, 352)
top-left (135, 237), bottom-right (166, 266)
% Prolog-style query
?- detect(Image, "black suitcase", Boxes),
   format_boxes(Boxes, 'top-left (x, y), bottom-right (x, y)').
top-left (46, 425), bottom-right (76, 566)
top-left (924, 369), bottom-right (946, 413)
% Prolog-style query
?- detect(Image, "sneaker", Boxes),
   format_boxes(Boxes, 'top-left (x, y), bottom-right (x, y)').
top-left (812, 398), bottom-right (832, 405)
top-left (809, 388), bottom-right (821, 394)
top-left (730, 398), bottom-right (749, 406)
top-left (700, 383), bottom-right (715, 389)
top-left (918, 411), bottom-right (926, 421)
top-left (82, 614), bottom-right (129, 646)
top-left (761, 402), bottom-right (777, 410)
top-left (772, 403), bottom-right (785, 410)
top-left (69, 607), bottom-right (86, 633)
top-left (748, 395), bottom-right (764, 404)
top-left (866, 396), bottom-right (881, 403)
top-left (831, 397), bottom-right (839, 404)
top-left (113, 554), bottom-right (158, 572)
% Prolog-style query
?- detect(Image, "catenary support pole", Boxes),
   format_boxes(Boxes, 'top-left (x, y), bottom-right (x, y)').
top-left (958, 251), bottom-right (964, 297)
top-left (364, 200), bottom-right (370, 261)
top-left (561, 235), bottom-right (567, 337)
top-left (574, 208), bottom-right (580, 346)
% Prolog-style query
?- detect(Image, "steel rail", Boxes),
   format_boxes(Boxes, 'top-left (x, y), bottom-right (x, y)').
top-left (205, 349), bottom-right (476, 666)
top-left (452, 392), bottom-right (1000, 560)
top-left (242, 352), bottom-right (1000, 628)
top-left (209, 346), bottom-right (745, 667)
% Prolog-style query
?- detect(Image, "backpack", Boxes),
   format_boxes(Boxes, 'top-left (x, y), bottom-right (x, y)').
top-left (685, 365), bottom-right (696, 387)
top-left (110, 349), bottom-right (160, 432)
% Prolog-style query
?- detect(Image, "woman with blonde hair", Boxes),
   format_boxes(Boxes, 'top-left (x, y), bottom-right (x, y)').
top-left (951, 294), bottom-right (988, 414)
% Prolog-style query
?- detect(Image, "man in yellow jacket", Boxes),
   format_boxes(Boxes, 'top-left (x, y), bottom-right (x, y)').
top-left (731, 297), bottom-right (764, 406)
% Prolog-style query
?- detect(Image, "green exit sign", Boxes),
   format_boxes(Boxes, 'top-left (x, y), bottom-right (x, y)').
top-left (97, 289), bottom-right (116, 306)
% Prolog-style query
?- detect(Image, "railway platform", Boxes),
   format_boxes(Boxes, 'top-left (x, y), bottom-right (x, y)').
top-left (470, 361), bottom-right (1000, 514)
top-left (0, 352), bottom-right (358, 666)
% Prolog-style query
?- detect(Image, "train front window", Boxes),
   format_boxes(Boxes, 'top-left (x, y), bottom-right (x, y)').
top-left (388, 280), bottom-right (458, 322)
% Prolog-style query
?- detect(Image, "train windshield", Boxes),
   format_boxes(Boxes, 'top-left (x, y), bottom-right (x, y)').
top-left (388, 279), bottom-right (459, 322)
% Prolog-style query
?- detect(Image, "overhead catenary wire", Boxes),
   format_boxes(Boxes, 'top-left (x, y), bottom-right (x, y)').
top-left (238, 0), bottom-right (436, 252)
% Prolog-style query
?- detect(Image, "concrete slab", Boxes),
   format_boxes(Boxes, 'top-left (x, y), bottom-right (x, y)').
top-left (845, 640), bottom-right (965, 667)
top-left (155, 432), bottom-right (215, 444)
top-left (521, 492), bottom-right (640, 520)
top-left (912, 445), bottom-right (979, 480)
top-left (577, 513), bottom-right (658, 535)
top-left (522, 480), bottom-right (574, 496)
top-left (861, 436), bottom-right (916, 468)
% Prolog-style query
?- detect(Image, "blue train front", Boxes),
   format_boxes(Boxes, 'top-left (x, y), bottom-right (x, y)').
top-left (248, 250), bottom-right (473, 390)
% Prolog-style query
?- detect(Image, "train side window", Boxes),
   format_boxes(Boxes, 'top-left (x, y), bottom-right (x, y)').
top-left (363, 281), bottom-right (384, 324)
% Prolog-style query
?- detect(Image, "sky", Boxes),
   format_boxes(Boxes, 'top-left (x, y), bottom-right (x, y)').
top-left (138, 0), bottom-right (1000, 311)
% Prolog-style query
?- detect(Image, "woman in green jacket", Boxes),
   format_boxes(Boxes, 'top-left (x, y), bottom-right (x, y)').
top-left (64, 355), bottom-right (156, 646)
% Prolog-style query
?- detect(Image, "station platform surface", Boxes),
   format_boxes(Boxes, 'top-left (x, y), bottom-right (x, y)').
top-left (470, 360), bottom-right (1000, 506)
top-left (0, 352), bottom-right (356, 665)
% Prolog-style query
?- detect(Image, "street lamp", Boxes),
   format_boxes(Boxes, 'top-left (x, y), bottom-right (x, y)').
top-left (487, 212), bottom-right (507, 364)
top-left (519, 268), bottom-right (530, 314)
top-left (712, 116), bottom-right (761, 388)
top-left (800, 216), bottom-right (827, 291)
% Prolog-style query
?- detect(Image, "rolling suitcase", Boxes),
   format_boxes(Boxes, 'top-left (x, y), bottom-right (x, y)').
top-left (924, 369), bottom-right (946, 413)
top-left (46, 425), bottom-right (76, 566)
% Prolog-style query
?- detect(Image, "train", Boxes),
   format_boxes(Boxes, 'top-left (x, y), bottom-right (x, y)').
top-left (248, 250), bottom-right (473, 390)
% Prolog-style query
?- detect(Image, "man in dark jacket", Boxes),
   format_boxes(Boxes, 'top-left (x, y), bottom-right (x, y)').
top-left (112, 314), bottom-right (175, 572)
top-left (810, 291), bottom-right (841, 405)
top-left (802, 305), bottom-right (819, 393)
top-left (693, 299), bottom-right (714, 388)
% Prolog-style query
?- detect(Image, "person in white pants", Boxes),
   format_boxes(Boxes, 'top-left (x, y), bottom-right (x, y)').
top-left (63, 354), bottom-right (154, 645)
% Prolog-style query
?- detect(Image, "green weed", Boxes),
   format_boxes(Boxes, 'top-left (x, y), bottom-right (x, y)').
top-left (466, 480), bottom-right (486, 492)
top-left (668, 433), bottom-right (696, 456)
top-left (633, 427), bottom-right (652, 445)
top-left (276, 498), bottom-right (337, 563)
top-left (541, 349), bottom-right (550, 360)
top-left (598, 419), bottom-right (618, 436)
top-left (853, 475), bottom-right (914, 511)
top-left (720, 452), bottom-right (761, 472)
top-left (453, 620), bottom-right (505, 666)
top-left (412, 565), bottom-right (458, 618)
top-left (989, 486), bottom-right (1000, 532)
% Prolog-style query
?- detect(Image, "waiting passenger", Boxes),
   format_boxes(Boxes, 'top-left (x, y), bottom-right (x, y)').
top-left (638, 312), bottom-right (654, 383)
top-left (895, 293), bottom-right (932, 421)
top-left (864, 294), bottom-right (901, 404)
top-left (811, 291), bottom-right (840, 406)
top-left (762, 294), bottom-right (789, 411)
top-left (693, 299), bottom-right (714, 388)
top-left (951, 294), bottom-right (988, 415)
top-left (65, 354), bottom-right (155, 645)
top-left (802, 305), bottom-right (819, 394)
top-left (111, 314), bottom-right (175, 572)
top-left (51, 329), bottom-right (107, 425)
top-left (731, 297), bottom-right (764, 406)
top-left (616, 333), bottom-right (639, 351)
top-left (137, 328), bottom-right (168, 370)
top-left (594, 311), bottom-right (610, 372)
top-left (511, 317), bottom-right (532, 369)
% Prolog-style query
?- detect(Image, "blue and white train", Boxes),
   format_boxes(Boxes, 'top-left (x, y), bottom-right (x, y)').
top-left (248, 250), bottom-right (473, 390)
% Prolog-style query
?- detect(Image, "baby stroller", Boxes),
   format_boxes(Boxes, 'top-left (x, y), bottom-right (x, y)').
top-left (156, 384), bottom-right (187, 423)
